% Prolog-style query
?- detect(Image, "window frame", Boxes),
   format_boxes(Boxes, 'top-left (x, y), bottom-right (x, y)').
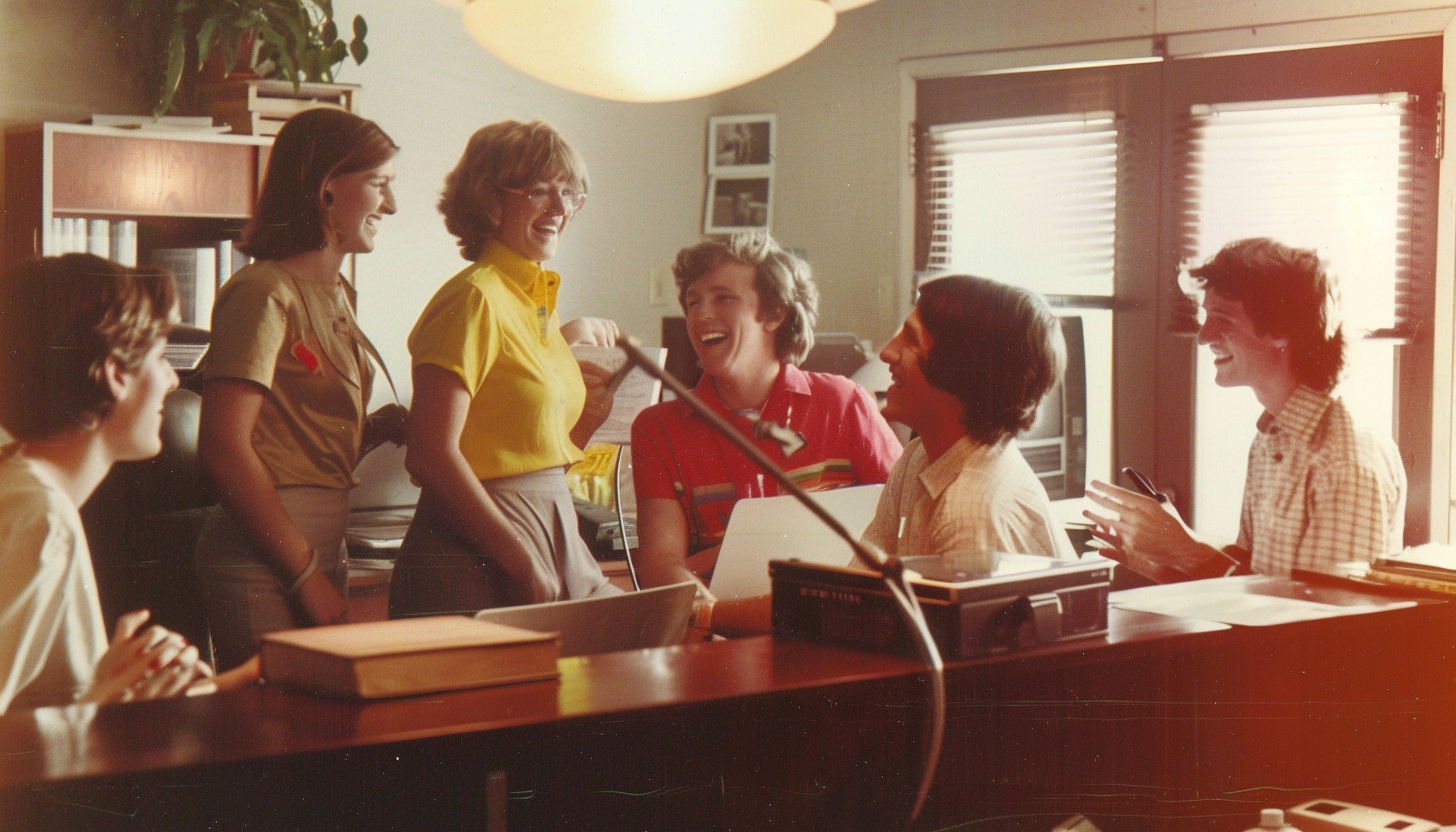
top-left (908, 37), bottom-right (1441, 543)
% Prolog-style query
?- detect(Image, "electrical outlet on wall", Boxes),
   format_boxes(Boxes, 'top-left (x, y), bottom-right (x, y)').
top-left (648, 264), bottom-right (675, 307)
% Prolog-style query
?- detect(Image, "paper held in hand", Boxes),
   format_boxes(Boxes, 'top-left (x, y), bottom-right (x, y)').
top-left (261, 616), bottom-right (560, 699)
top-left (571, 344), bottom-right (666, 445)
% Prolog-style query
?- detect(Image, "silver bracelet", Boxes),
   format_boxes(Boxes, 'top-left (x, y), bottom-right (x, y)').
top-left (287, 549), bottom-right (319, 595)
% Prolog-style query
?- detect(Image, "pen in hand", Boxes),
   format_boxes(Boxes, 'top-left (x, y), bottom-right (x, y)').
top-left (1122, 467), bottom-right (1168, 503)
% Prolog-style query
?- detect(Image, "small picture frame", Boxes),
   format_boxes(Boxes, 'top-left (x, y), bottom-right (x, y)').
top-left (705, 175), bottom-right (773, 233)
top-left (708, 114), bottom-right (775, 173)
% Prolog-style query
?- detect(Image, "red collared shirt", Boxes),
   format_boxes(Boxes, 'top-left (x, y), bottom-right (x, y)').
top-left (631, 364), bottom-right (902, 553)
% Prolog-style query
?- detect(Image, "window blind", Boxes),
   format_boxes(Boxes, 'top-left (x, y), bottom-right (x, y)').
top-left (1175, 92), bottom-right (1434, 339)
top-left (920, 112), bottom-right (1119, 297)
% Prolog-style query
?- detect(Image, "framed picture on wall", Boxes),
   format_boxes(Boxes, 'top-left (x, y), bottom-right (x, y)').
top-left (707, 114), bottom-right (775, 173)
top-left (705, 175), bottom-right (773, 233)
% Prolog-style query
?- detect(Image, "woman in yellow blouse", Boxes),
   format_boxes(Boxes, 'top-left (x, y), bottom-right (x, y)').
top-left (389, 119), bottom-right (619, 616)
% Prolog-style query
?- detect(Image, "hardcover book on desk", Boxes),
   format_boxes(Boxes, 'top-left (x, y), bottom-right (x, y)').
top-left (261, 616), bottom-right (560, 699)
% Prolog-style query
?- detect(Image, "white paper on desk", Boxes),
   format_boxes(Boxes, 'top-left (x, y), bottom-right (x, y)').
top-left (1112, 577), bottom-right (1414, 626)
top-left (709, 485), bottom-right (884, 600)
top-left (572, 345), bottom-right (665, 445)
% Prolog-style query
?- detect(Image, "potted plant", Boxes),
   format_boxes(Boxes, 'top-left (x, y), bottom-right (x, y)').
top-left (117, 0), bottom-right (368, 117)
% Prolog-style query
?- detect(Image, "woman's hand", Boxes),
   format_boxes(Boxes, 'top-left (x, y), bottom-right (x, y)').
top-left (295, 569), bottom-right (348, 626)
top-left (407, 364), bottom-right (565, 605)
top-left (361, 403), bottom-right (409, 456)
top-left (199, 379), bottom-right (324, 605)
top-left (83, 610), bottom-right (215, 705)
top-left (570, 362), bottom-right (617, 449)
top-left (560, 317), bottom-right (620, 347)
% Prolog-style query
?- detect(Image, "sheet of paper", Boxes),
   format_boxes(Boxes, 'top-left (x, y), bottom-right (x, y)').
top-left (709, 485), bottom-right (884, 600)
top-left (572, 345), bottom-right (666, 445)
top-left (1112, 577), bottom-right (1414, 626)
top-left (1382, 542), bottom-right (1456, 572)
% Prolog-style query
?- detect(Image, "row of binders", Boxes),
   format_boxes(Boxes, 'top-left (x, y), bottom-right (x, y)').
top-left (51, 218), bottom-right (139, 266)
top-left (49, 218), bottom-right (249, 327)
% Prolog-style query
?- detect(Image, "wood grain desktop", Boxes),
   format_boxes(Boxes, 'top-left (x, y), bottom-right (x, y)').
top-left (2, 578), bottom-right (1452, 832)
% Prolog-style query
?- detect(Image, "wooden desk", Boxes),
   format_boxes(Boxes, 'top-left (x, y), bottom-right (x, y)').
top-left (1, 578), bottom-right (1452, 831)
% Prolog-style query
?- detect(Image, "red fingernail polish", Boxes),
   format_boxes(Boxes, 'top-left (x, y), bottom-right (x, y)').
top-left (150, 657), bottom-right (164, 672)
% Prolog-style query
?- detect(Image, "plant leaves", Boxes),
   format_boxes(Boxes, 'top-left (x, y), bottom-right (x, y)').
top-left (350, 39), bottom-right (367, 66)
top-left (257, 27), bottom-right (300, 88)
top-left (353, 15), bottom-right (367, 40)
top-left (195, 16), bottom-right (219, 71)
top-left (158, 23), bottom-right (186, 116)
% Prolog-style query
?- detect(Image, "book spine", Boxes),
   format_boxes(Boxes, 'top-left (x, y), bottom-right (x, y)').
top-left (66, 218), bottom-right (84, 254)
top-left (1362, 569), bottom-right (1456, 596)
top-left (193, 247), bottom-right (217, 327)
top-left (112, 221), bottom-right (138, 268)
top-left (150, 248), bottom-right (199, 324)
top-left (1370, 562), bottom-right (1456, 582)
top-left (216, 239), bottom-right (234, 285)
top-left (87, 219), bottom-right (110, 258)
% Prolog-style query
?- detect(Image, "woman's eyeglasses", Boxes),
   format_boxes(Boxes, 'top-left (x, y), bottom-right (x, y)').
top-left (500, 185), bottom-right (587, 212)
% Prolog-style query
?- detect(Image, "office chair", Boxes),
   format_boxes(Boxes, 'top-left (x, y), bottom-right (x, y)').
top-left (81, 388), bottom-right (219, 662)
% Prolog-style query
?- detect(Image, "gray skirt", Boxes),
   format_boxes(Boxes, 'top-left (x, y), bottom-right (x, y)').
top-left (194, 486), bottom-right (350, 670)
top-left (390, 466), bottom-right (618, 617)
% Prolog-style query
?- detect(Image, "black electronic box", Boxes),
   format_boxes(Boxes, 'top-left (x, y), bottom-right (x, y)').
top-left (770, 553), bottom-right (1112, 659)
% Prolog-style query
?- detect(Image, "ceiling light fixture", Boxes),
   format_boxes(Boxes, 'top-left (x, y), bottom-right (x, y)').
top-left (453, 0), bottom-right (850, 102)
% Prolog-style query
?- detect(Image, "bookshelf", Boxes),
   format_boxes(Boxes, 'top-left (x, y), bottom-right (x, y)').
top-left (3, 123), bottom-right (273, 325)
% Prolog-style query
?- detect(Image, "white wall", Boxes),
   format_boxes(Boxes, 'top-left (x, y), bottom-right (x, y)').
top-left (332, 0), bottom-right (715, 399)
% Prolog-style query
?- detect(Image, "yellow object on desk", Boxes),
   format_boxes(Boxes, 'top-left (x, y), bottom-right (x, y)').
top-left (567, 442), bottom-right (620, 508)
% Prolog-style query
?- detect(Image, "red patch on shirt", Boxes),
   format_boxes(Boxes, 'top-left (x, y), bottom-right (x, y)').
top-left (291, 339), bottom-right (322, 374)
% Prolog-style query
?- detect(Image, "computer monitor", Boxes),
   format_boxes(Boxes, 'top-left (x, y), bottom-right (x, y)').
top-left (1015, 315), bottom-right (1087, 500)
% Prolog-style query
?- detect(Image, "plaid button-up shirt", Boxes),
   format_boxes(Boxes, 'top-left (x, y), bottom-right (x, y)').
top-left (1240, 386), bottom-right (1406, 577)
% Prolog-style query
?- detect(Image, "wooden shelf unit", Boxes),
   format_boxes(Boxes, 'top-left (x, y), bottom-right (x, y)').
top-left (3, 123), bottom-right (272, 270)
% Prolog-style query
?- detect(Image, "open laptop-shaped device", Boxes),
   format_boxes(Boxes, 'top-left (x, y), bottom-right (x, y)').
top-left (473, 581), bottom-right (697, 658)
top-left (708, 484), bottom-right (884, 601)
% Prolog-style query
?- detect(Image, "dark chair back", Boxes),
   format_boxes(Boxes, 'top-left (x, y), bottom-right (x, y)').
top-left (81, 388), bottom-right (217, 656)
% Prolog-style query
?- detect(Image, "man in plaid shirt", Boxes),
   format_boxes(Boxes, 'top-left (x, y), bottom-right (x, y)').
top-left (1084, 238), bottom-right (1406, 581)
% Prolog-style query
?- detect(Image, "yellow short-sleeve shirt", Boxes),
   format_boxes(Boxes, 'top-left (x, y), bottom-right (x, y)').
top-left (203, 261), bottom-right (372, 489)
top-left (409, 239), bottom-right (586, 480)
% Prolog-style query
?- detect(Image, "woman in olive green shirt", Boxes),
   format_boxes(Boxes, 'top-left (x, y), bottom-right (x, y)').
top-left (195, 109), bottom-right (405, 670)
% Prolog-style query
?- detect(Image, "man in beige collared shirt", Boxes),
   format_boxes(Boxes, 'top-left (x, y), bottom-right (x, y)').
top-left (706, 274), bottom-right (1077, 637)
top-left (858, 274), bottom-right (1078, 572)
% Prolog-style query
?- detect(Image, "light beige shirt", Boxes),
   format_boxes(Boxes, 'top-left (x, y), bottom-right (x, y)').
top-left (859, 436), bottom-right (1077, 572)
top-left (0, 445), bottom-right (107, 713)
